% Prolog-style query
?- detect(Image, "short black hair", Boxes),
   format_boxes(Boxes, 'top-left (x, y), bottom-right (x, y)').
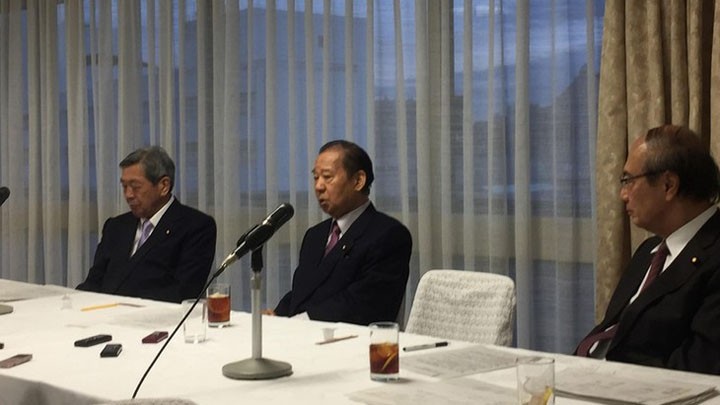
top-left (643, 124), bottom-right (720, 203)
top-left (319, 140), bottom-right (374, 195)
top-left (120, 146), bottom-right (175, 192)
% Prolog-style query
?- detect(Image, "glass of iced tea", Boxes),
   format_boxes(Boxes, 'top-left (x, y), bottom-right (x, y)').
top-left (207, 282), bottom-right (230, 327)
top-left (369, 321), bottom-right (399, 381)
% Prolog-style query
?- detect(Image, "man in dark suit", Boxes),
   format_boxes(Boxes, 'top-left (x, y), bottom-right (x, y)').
top-left (77, 146), bottom-right (217, 303)
top-left (575, 125), bottom-right (720, 374)
top-left (267, 140), bottom-right (412, 325)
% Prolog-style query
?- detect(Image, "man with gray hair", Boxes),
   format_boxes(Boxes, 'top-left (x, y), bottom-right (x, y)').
top-left (574, 125), bottom-right (720, 374)
top-left (77, 146), bottom-right (217, 303)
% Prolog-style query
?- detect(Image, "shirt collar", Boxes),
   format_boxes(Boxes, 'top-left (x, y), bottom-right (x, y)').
top-left (142, 195), bottom-right (175, 227)
top-left (334, 200), bottom-right (371, 235)
top-left (661, 205), bottom-right (717, 260)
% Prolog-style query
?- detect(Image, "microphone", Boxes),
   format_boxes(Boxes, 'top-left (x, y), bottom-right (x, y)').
top-left (217, 203), bottom-right (295, 272)
top-left (236, 223), bottom-right (260, 246)
top-left (0, 187), bottom-right (9, 206)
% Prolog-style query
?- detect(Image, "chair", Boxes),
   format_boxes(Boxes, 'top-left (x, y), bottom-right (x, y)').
top-left (404, 269), bottom-right (516, 346)
top-left (98, 399), bottom-right (198, 405)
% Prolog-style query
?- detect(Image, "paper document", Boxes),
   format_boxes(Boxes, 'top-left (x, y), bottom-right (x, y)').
top-left (401, 344), bottom-right (518, 378)
top-left (106, 307), bottom-right (180, 329)
top-left (348, 377), bottom-right (516, 405)
top-left (555, 367), bottom-right (718, 405)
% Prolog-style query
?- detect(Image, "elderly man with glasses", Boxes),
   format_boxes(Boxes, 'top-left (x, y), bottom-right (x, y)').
top-left (574, 124), bottom-right (720, 375)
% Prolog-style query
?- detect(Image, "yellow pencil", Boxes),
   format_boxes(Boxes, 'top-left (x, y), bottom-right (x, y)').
top-left (81, 303), bottom-right (119, 312)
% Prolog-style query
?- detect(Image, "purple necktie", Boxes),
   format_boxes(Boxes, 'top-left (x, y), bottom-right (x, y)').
top-left (324, 221), bottom-right (341, 257)
top-left (576, 241), bottom-right (669, 357)
top-left (137, 220), bottom-right (154, 249)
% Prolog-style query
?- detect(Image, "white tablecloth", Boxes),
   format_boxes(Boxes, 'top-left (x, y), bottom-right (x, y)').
top-left (2, 279), bottom-right (720, 405)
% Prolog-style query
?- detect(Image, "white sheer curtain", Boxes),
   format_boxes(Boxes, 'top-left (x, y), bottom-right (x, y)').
top-left (0, 0), bottom-right (602, 352)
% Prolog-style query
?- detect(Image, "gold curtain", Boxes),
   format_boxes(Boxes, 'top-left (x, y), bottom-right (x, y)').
top-left (595, 0), bottom-right (720, 320)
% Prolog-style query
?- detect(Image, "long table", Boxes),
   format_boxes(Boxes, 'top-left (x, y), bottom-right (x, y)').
top-left (2, 279), bottom-right (720, 404)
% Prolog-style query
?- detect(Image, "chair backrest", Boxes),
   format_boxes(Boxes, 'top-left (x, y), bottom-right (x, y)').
top-left (98, 399), bottom-right (198, 405)
top-left (404, 269), bottom-right (516, 346)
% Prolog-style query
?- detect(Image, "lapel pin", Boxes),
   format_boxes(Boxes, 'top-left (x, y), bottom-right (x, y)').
top-left (166, 229), bottom-right (170, 235)
top-left (691, 257), bottom-right (698, 264)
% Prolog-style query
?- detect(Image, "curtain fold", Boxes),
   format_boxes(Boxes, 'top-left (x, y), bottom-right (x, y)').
top-left (65, 0), bottom-right (91, 289)
top-left (0, 0), bottom-right (28, 282)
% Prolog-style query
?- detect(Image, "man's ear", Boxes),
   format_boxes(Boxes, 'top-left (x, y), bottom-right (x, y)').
top-left (158, 176), bottom-right (172, 196)
top-left (353, 170), bottom-right (367, 192)
top-left (664, 171), bottom-right (680, 200)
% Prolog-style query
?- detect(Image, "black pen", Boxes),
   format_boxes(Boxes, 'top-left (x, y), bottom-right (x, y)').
top-left (402, 341), bottom-right (449, 352)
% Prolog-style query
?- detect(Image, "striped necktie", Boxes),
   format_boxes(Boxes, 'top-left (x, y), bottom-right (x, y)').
top-left (137, 220), bottom-right (154, 249)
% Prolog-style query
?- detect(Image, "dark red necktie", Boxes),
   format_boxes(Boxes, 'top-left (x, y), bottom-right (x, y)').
top-left (640, 241), bottom-right (669, 292)
top-left (576, 324), bottom-right (617, 357)
top-left (576, 241), bottom-right (669, 357)
top-left (324, 221), bottom-right (341, 257)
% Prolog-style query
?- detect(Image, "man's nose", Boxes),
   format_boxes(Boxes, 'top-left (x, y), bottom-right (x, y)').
top-left (619, 186), bottom-right (629, 202)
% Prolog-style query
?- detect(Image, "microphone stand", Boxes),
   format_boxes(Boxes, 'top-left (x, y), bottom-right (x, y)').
top-left (222, 247), bottom-right (292, 380)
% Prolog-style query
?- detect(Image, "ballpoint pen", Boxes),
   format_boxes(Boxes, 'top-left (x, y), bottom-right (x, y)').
top-left (402, 341), bottom-right (449, 352)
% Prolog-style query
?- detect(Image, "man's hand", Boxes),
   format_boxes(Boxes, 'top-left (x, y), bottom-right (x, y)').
top-left (261, 309), bottom-right (276, 316)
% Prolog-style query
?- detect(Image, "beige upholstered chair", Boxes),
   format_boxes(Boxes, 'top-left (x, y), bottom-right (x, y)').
top-left (405, 269), bottom-right (516, 346)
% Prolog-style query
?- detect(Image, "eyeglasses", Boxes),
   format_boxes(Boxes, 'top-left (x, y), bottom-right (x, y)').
top-left (619, 171), bottom-right (660, 188)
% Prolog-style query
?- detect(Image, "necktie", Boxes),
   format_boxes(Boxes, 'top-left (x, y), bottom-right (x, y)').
top-left (640, 241), bottom-right (669, 292)
top-left (576, 241), bottom-right (669, 357)
top-left (576, 324), bottom-right (617, 357)
top-left (324, 221), bottom-right (341, 257)
top-left (137, 220), bottom-right (154, 249)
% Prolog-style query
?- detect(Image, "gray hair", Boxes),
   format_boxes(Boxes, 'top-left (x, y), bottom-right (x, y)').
top-left (643, 125), bottom-right (720, 203)
top-left (120, 146), bottom-right (175, 191)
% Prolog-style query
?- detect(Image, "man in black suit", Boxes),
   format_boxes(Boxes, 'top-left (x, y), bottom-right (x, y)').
top-left (77, 146), bottom-right (217, 303)
top-left (267, 140), bottom-right (412, 325)
top-left (575, 125), bottom-right (720, 374)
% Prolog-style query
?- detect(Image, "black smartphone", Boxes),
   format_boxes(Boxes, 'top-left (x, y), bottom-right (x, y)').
top-left (100, 344), bottom-right (122, 358)
top-left (141, 331), bottom-right (169, 344)
top-left (74, 334), bottom-right (112, 347)
top-left (0, 353), bottom-right (32, 368)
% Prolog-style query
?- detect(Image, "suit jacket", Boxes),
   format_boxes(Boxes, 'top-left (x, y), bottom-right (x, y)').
top-left (274, 203), bottom-right (412, 325)
top-left (575, 210), bottom-right (720, 374)
top-left (77, 199), bottom-right (217, 303)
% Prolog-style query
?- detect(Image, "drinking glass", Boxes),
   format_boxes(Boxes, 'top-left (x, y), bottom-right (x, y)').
top-left (207, 282), bottom-right (231, 327)
top-left (369, 322), bottom-right (399, 381)
top-left (516, 356), bottom-right (554, 405)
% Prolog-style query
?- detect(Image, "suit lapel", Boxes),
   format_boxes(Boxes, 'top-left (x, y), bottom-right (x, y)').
top-left (112, 200), bottom-right (182, 293)
top-left (102, 215), bottom-right (139, 292)
top-left (598, 241), bottom-right (656, 330)
top-left (129, 199), bottom-right (181, 263)
top-left (292, 204), bottom-right (376, 309)
top-left (611, 210), bottom-right (720, 347)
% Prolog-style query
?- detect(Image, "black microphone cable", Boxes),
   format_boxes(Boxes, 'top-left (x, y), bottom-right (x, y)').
top-left (131, 203), bottom-right (294, 398)
top-left (131, 271), bottom-right (219, 399)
